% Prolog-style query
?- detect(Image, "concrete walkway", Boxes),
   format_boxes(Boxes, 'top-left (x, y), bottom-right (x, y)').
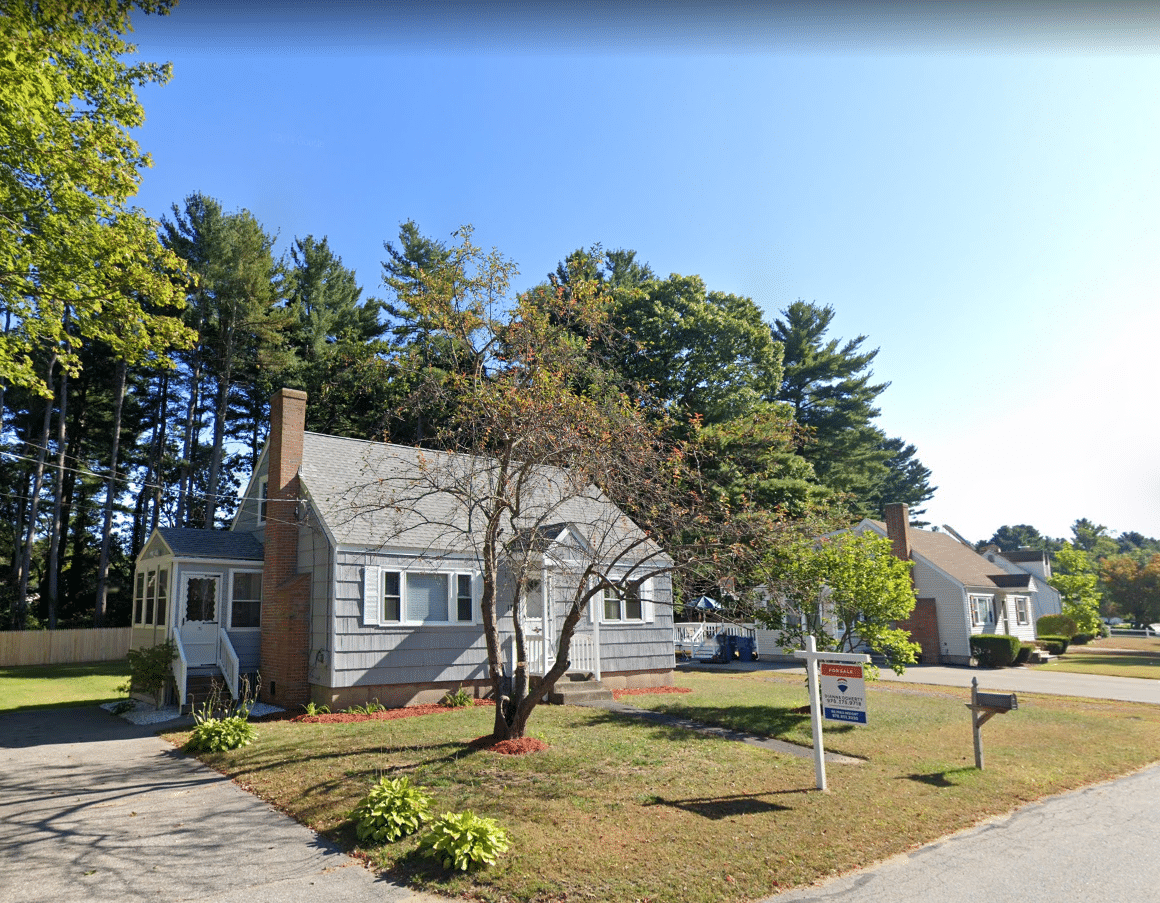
top-left (0, 706), bottom-right (443, 903)
top-left (680, 659), bottom-right (1160, 704)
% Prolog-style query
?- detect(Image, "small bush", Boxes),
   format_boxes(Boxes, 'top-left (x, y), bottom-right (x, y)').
top-left (1015, 643), bottom-right (1035, 665)
top-left (123, 638), bottom-right (177, 708)
top-left (418, 810), bottom-right (510, 871)
top-left (1071, 633), bottom-right (1094, 645)
top-left (441, 686), bottom-right (474, 708)
top-left (185, 716), bottom-right (257, 752)
top-left (1038, 635), bottom-right (1070, 656)
top-left (301, 701), bottom-right (331, 715)
top-left (969, 634), bottom-right (1021, 667)
top-left (351, 776), bottom-right (432, 844)
top-left (1037, 614), bottom-right (1078, 638)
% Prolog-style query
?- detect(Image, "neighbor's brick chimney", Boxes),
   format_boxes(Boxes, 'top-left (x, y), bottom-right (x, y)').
top-left (260, 388), bottom-right (311, 706)
top-left (884, 502), bottom-right (912, 564)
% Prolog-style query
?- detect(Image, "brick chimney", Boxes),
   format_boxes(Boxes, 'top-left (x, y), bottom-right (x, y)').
top-left (884, 502), bottom-right (912, 563)
top-left (259, 388), bottom-right (311, 706)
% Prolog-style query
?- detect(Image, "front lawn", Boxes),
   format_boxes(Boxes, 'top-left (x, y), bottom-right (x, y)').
top-left (1088, 634), bottom-right (1160, 653)
top-left (0, 661), bottom-right (130, 712)
top-left (1038, 649), bottom-right (1160, 680)
top-left (169, 671), bottom-right (1160, 903)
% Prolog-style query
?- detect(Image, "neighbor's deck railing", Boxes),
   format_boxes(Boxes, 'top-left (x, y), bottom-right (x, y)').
top-left (674, 621), bottom-right (756, 658)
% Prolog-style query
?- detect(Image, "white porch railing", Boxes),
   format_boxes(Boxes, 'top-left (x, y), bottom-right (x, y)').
top-left (172, 630), bottom-right (189, 711)
top-left (217, 631), bottom-right (240, 702)
top-left (674, 621), bottom-right (756, 659)
top-left (526, 633), bottom-right (598, 679)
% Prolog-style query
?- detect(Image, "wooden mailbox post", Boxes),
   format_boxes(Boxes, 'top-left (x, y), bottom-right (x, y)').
top-left (966, 676), bottom-right (1017, 770)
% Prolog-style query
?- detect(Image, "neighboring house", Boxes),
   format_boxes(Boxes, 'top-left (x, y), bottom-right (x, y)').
top-left (132, 388), bottom-right (675, 710)
top-left (855, 504), bottom-right (1056, 665)
top-left (978, 547), bottom-right (1063, 624)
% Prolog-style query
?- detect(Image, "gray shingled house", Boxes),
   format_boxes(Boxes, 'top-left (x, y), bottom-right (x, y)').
top-left (131, 389), bottom-right (676, 709)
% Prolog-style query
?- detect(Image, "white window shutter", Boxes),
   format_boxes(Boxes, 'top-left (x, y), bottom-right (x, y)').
top-left (363, 566), bottom-right (382, 627)
top-left (643, 577), bottom-right (655, 623)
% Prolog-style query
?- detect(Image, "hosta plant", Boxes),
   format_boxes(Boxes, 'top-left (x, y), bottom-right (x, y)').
top-left (185, 716), bottom-right (257, 752)
top-left (418, 810), bottom-right (510, 871)
top-left (351, 776), bottom-right (432, 844)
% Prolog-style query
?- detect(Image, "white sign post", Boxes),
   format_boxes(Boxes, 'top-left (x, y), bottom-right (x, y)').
top-left (794, 635), bottom-right (871, 791)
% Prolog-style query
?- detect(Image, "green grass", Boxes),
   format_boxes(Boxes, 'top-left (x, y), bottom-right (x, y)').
top-left (0, 660), bottom-right (130, 712)
top-left (1039, 649), bottom-right (1160, 680)
top-left (1090, 634), bottom-right (1160, 653)
top-left (167, 672), bottom-right (1160, 903)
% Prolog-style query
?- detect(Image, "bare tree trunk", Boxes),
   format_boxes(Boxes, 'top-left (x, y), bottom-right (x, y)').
top-left (17, 354), bottom-right (57, 629)
top-left (176, 358), bottom-right (201, 527)
top-left (46, 363), bottom-right (69, 630)
top-left (203, 335), bottom-right (234, 529)
top-left (94, 359), bottom-right (127, 627)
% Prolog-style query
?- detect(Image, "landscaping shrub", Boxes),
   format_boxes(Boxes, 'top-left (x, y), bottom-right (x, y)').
top-left (1015, 643), bottom-right (1034, 665)
top-left (969, 634), bottom-right (1021, 667)
top-left (1071, 633), bottom-right (1094, 645)
top-left (351, 776), bottom-right (432, 844)
top-left (1037, 614), bottom-right (1077, 638)
top-left (122, 638), bottom-right (177, 708)
top-left (185, 716), bottom-right (257, 752)
top-left (441, 686), bottom-right (474, 708)
top-left (418, 810), bottom-right (510, 871)
top-left (1038, 635), bottom-right (1070, 656)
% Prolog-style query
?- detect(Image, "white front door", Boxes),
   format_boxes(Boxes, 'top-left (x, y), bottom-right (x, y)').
top-left (180, 573), bottom-right (221, 667)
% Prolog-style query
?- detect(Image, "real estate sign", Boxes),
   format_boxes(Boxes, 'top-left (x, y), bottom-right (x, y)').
top-left (819, 662), bottom-right (868, 725)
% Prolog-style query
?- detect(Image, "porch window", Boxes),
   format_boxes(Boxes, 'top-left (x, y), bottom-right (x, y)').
top-left (969, 594), bottom-right (993, 627)
top-left (144, 572), bottom-right (157, 625)
top-left (156, 570), bottom-right (168, 626)
top-left (1014, 596), bottom-right (1030, 626)
top-left (134, 573), bottom-right (145, 625)
top-left (368, 568), bottom-right (476, 626)
top-left (230, 571), bottom-right (262, 629)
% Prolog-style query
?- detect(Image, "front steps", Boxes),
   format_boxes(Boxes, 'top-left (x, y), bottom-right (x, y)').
top-left (546, 672), bottom-right (614, 705)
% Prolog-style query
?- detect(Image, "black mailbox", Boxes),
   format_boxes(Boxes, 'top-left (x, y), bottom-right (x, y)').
top-left (975, 691), bottom-right (1017, 712)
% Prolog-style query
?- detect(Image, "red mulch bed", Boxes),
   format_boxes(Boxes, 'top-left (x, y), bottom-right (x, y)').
top-left (292, 700), bottom-right (494, 724)
top-left (612, 686), bottom-right (693, 699)
top-left (469, 735), bottom-right (549, 755)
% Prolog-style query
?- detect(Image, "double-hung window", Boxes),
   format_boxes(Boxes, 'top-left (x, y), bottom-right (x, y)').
top-left (365, 568), bottom-right (476, 625)
top-left (230, 570), bottom-right (262, 629)
top-left (1013, 596), bottom-right (1030, 626)
top-left (969, 594), bottom-right (993, 627)
top-left (602, 577), bottom-right (654, 622)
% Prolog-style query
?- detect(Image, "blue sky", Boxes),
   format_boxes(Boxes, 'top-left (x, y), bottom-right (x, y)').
top-left (125, 1), bottom-right (1160, 542)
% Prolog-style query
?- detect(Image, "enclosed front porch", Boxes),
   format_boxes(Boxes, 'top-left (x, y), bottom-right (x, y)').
top-left (133, 527), bottom-right (265, 709)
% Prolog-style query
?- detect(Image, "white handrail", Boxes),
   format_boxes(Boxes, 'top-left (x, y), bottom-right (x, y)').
top-left (526, 633), bottom-right (597, 677)
top-left (172, 631), bottom-right (188, 712)
top-left (217, 631), bottom-right (240, 701)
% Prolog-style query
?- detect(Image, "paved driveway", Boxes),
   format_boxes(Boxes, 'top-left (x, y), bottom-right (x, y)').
top-left (0, 706), bottom-right (442, 903)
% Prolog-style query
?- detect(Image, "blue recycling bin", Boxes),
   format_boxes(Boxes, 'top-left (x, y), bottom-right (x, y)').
top-left (734, 635), bottom-right (756, 661)
top-left (715, 633), bottom-right (736, 662)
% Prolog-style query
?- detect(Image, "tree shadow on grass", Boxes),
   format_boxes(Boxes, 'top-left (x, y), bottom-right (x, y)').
top-left (642, 789), bottom-right (805, 819)
top-left (900, 767), bottom-right (976, 788)
top-left (583, 703), bottom-right (812, 741)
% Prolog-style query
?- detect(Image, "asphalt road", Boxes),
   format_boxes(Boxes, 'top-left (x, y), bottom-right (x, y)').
top-left (764, 762), bottom-right (1160, 903)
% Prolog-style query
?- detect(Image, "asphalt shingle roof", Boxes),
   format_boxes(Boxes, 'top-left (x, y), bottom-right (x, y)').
top-left (866, 520), bottom-right (1016, 590)
top-left (298, 432), bottom-right (663, 561)
top-left (158, 527), bottom-right (264, 561)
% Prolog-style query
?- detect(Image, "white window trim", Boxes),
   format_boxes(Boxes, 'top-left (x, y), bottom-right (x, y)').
top-left (134, 565), bottom-right (170, 627)
top-left (228, 568), bottom-right (263, 631)
top-left (363, 566), bottom-right (477, 627)
top-left (1013, 595), bottom-right (1030, 626)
